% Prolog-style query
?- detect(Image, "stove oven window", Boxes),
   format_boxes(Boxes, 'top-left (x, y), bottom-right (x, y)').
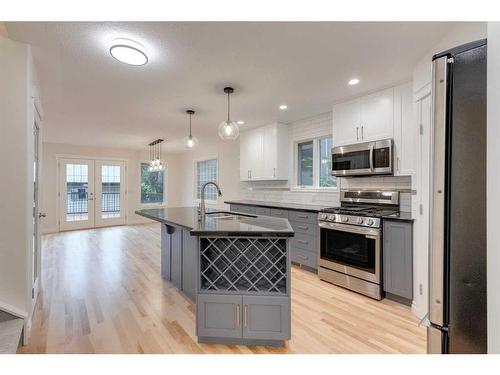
top-left (320, 228), bottom-right (376, 272)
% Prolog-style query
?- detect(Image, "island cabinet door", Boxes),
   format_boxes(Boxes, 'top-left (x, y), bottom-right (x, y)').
top-left (197, 294), bottom-right (243, 338)
top-left (242, 296), bottom-right (290, 340)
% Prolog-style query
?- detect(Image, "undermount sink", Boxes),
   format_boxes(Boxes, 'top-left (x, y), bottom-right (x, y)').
top-left (205, 211), bottom-right (256, 220)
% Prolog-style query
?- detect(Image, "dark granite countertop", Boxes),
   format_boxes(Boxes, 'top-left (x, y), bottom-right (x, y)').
top-left (224, 199), bottom-right (329, 213)
top-left (135, 207), bottom-right (294, 237)
top-left (381, 211), bottom-right (414, 222)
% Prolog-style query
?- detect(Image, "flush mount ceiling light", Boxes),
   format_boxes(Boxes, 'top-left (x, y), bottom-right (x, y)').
top-left (348, 78), bottom-right (360, 85)
top-left (279, 104), bottom-right (288, 110)
top-left (218, 87), bottom-right (240, 140)
top-left (148, 139), bottom-right (164, 171)
top-left (184, 110), bottom-right (199, 149)
top-left (109, 38), bottom-right (148, 66)
top-left (237, 120), bottom-right (245, 125)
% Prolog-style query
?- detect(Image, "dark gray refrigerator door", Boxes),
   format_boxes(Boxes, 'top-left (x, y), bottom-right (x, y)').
top-left (447, 42), bottom-right (487, 354)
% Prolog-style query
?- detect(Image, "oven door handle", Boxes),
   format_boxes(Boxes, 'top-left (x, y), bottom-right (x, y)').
top-left (318, 221), bottom-right (381, 237)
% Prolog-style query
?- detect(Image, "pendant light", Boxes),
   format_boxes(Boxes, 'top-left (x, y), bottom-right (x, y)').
top-left (183, 110), bottom-right (199, 149)
top-left (148, 139), bottom-right (164, 171)
top-left (218, 86), bottom-right (239, 140)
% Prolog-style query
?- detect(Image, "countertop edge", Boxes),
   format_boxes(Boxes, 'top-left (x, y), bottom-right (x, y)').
top-left (135, 210), bottom-right (194, 230)
top-left (224, 200), bottom-right (326, 213)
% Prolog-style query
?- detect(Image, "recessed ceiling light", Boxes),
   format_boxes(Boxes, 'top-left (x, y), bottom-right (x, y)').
top-left (109, 38), bottom-right (148, 66)
top-left (237, 121), bottom-right (245, 125)
top-left (348, 78), bottom-right (360, 85)
top-left (279, 104), bottom-right (288, 110)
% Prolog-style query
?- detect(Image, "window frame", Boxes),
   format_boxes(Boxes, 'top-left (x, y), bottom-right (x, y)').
top-left (193, 157), bottom-right (219, 205)
top-left (291, 134), bottom-right (338, 192)
top-left (139, 160), bottom-right (167, 207)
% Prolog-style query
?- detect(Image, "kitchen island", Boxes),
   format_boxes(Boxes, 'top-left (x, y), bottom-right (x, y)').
top-left (135, 207), bottom-right (294, 346)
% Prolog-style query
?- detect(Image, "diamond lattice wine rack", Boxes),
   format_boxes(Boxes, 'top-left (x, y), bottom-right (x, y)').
top-left (199, 237), bottom-right (288, 294)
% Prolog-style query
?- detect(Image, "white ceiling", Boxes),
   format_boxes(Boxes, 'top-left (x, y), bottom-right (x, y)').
top-left (6, 22), bottom-right (459, 152)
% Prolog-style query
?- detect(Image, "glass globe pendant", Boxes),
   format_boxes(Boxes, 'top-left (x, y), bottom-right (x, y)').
top-left (218, 87), bottom-right (239, 140)
top-left (148, 139), bottom-right (164, 171)
top-left (183, 110), bottom-right (199, 149)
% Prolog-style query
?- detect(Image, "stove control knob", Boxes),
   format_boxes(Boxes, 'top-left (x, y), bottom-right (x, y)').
top-left (341, 216), bottom-right (349, 223)
top-left (328, 214), bottom-right (336, 221)
top-left (319, 213), bottom-right (327, 220)
top-left (357, 218), bottom-right (364, 225)
top-left (367, 219), bottom-right (375, 226)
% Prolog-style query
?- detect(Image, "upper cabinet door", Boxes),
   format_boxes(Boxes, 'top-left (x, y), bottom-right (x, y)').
top-left (332, 98), bottom-right (361, 147)
top-left (393, 82), bottom-right (417, 176)
top-left (261, 124), bottom-right (278, 179)
top-left (360, 87), bottom-right (394, 142)
top-left (248, 128), bottom-right (263, 179)
top-left (239, 131), bottom-right (251, 181)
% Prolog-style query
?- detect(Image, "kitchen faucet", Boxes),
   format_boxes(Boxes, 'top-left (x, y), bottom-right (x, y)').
top-left (199, 181), bottom-right (223, 220)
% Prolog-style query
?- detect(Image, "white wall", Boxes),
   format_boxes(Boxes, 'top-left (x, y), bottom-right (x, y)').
top-left (40, 142), bottom-right (185, 233)
top-left (0, 36), bottom-right (36, 320)
top-left (487, 22), bottom-right (500, 354)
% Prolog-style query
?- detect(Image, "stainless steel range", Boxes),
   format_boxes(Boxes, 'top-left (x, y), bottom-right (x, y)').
top-left (318, 190), bottom-right (399, 300)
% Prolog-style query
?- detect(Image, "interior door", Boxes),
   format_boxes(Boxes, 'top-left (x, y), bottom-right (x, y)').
top-left (32, 120), bottom-right (41, 309)
top-left (94, 160), bottom-right (126, 227)
top-left (59, 158), bottom-right (95, 231)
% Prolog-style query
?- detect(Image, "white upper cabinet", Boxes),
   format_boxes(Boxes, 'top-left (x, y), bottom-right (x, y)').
top-left (239, 123), bottom-right (289, 181)
top-left (359, 87), bottom-right (394, 142)
top-left (332, 87), bottom-right (394, 147)
top-left (332, 83), bottom-right (416, 176)
top-left (393, 82), bottom-right (417, 176)
top-left (332, 98), bottom-right (361, 146)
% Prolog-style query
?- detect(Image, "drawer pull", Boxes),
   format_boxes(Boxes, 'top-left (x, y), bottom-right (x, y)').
top-left (297, 225), bottom-right (309, 230)
top-left (297, 214), bottom-right (308, 219)
top-left (297, 240), bottom-right (309, 245)
top-left (297, 254), bottom-right (308, 260)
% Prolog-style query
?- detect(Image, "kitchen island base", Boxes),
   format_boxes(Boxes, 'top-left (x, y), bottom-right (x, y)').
top-left (136, 207), bottom-right (293, 347)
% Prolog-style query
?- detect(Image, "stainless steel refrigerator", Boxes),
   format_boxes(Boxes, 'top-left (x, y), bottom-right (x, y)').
top-left (428, 39), bottom-right (487, 354)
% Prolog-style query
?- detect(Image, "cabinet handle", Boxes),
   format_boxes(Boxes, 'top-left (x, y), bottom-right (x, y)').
top-left (361, 126), bottom-right (364, 139)
top-left (297, 254), bottom-right (308, 260)
top-left (236, 304), bottom-right (241, 326)
top-left (244, 305), bottom-right (248, 327)
top-left (297, 214), bottom-right (308, 219)
top-left (397, 157), bottom-right (400, 171)
top-left (273, 168), bottom-right (276, 178)
top-left (356, 127), bottom-right (359, 141)
top-left (297, 225), bottom-right (309, 230)
top-left (297, 240), bottom-right (309, 245)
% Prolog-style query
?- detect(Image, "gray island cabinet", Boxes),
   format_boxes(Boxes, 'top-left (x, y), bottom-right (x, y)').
top-left (135, 207), bottom-right (294, 347)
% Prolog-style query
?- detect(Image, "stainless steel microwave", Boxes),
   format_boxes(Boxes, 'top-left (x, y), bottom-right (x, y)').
top-left (331, 139), bottom-right (393, 177)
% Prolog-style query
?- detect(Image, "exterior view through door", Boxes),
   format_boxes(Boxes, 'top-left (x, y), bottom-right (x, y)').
top-left (58, 158), bottom-right (127, 231)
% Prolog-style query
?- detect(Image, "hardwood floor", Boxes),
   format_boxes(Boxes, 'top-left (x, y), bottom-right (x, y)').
top-left (19, 223), bottom-right (426, 354)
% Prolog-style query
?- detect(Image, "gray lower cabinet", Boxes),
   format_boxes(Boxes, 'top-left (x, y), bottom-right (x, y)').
top-left (197, 294), bottom-right (290, 341)
top-left (197, 294), bottom-right (242, 338)
top-left (171, 227), bottom-right (183, 289)
top-left (383, 220), bottom-right (413, 301)
top-left (160, 224), bottom-right (172, 280)
top-left (243, 295), bottom-right (290, 340)
top-left (182, 230), bottom-right (198, 301)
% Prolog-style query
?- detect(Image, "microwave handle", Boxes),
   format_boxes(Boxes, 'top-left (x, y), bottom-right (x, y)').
top-left (369, 144), bottom-right (374, 171)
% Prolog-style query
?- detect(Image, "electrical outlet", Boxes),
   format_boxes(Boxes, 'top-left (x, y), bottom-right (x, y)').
top-left (419, 283), bottom-right (423, 295)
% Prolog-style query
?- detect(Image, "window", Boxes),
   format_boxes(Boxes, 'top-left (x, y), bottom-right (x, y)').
top-left (297, 141), bottom-right (313, 186)
top-left (318, 136), bottom-right (336, 187)
top-left (196, 158), bottom-right (218, 201)
top-left (295, 135), bottom-right (337, 190)
top-left (140, 162), bottom-right (165, 204)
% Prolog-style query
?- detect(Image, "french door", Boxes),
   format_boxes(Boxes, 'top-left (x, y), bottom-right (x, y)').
top-left (59, 158), bottom-right (126, 231)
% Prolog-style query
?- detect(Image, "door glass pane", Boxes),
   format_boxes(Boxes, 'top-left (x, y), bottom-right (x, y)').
top-left (297, 141), bottom-right (313, 186)
top-left (66, 164), bottom-right (89, 222)
top-left (319, 136), bottom-right (336, 187)
top-left (101, 165), bottom-right (121, 219)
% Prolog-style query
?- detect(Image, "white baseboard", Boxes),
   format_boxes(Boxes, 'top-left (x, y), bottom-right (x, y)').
top-left (0, 301), bottom-right (28, 319)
